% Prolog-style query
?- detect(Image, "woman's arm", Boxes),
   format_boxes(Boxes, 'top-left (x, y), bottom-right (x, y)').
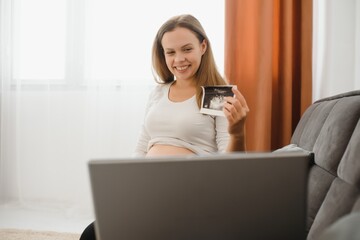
top-left (133, 125), bottom-right (150, 157)
top-left (133, 85), bottom-right (163, 156)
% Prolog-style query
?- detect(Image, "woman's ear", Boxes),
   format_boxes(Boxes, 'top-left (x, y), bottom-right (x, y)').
top-left (201, 39), bottom-right (207, 55)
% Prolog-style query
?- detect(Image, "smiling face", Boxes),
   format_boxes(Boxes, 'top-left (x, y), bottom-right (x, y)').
top-left (161, 27), bottom-right (207, 83)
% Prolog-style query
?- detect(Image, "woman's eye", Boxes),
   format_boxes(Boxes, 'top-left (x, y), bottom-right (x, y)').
top-left (166, 51), bottom-right (175, 55)
top-left (184, 48), bottom-right (192, 52)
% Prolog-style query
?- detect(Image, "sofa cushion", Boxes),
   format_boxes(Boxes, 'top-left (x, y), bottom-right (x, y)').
top-left (292, 99), bottom-right (335, 151)
top-left (313, 96), bottom-right (360, 176)
top-left (338, 120), bottom-right (360, 186)
top-left (317, 211), bottom-right (360, 240)
top-left (352, 197), bottom-right (360, 211)
top-left (306, 165), bottom-right (335, 231)
top-left (290, 90), bottom-right (360, 240)
top-left (307, 178), bottom-right (360, 239)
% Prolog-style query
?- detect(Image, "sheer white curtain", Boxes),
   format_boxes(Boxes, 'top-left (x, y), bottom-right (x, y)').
top-left (0, 0), bottom-right (224, 215)
top-left (313, 0), bottom-right (360, 101)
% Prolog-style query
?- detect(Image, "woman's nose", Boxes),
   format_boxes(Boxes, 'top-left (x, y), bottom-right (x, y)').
top-left (174, 53), bottom-right (185, 62)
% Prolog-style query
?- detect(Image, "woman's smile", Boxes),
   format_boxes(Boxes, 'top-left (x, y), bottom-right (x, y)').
top-left (175, 65), bottom-right (191, 72)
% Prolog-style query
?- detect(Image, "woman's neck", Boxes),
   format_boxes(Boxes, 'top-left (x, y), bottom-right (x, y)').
top-left (168, 80), bottom-right (196, 102)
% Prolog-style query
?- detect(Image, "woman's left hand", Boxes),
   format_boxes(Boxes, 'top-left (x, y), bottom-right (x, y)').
top-left (223, 86), bottom-right (250, 136)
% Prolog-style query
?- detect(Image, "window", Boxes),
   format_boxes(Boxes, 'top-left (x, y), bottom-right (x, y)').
top-left (11, 0), bottom-right (224, 87)
top-left (13, 0), bottom-right (67, 82)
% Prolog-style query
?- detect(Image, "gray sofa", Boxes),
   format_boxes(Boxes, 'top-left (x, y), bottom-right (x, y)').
top-left (289, 90), bottom-right (360, 239)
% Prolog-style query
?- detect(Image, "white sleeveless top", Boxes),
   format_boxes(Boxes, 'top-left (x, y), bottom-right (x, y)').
top-left (134, 82), bottom-right (230, 156)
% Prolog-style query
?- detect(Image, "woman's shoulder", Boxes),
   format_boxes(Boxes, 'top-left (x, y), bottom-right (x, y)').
top-left (150, 82), bottom-right (172, 97)
top-left (146, 82), bottom-right (172, 104)
top-left (154, 82), bottom-right (172, 90)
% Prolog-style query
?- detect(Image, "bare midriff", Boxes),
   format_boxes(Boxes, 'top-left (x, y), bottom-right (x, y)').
top-left (146, 144), bottom-right (195, 157)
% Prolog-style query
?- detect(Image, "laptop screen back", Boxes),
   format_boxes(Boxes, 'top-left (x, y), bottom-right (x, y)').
top-left (89, 152), bottom-right (310, 240)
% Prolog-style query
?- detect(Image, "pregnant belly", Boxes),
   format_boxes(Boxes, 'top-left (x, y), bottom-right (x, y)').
top-left (146, 144), bottom-right (195, 157)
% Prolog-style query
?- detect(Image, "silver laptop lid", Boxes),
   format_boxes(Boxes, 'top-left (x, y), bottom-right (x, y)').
top-left (89, 152), bottom-right (310, 240)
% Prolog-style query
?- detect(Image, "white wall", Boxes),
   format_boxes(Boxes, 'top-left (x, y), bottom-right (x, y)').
top-left (1, 86), bottom-right (151, 215)
top-left (313, 0), bottom-right (360, 101)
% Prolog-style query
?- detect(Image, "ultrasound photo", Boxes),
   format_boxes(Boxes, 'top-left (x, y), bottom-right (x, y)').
top-left (200, 85), bottom-right (234, 117)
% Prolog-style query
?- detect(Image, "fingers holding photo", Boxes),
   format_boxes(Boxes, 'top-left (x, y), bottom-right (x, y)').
top-left (231, 86), bottom-right (249, 112)
top-left (223, 86), bottom-right (249, 121)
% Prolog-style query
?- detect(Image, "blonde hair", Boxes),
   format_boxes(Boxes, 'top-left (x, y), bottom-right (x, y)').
top-left (152, 14), bottom-right (227, 107)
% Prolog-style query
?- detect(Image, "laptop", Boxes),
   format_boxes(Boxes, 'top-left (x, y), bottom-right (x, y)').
top-left (88, 152), bottom-right (311, 240)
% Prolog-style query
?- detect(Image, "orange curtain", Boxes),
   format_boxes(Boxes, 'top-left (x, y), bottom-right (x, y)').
top-left (225, 0), bottom-right (312, 151)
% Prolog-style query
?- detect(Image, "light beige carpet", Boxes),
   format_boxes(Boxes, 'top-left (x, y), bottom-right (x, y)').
top-left (0, 228), bottom-right (80, 240)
